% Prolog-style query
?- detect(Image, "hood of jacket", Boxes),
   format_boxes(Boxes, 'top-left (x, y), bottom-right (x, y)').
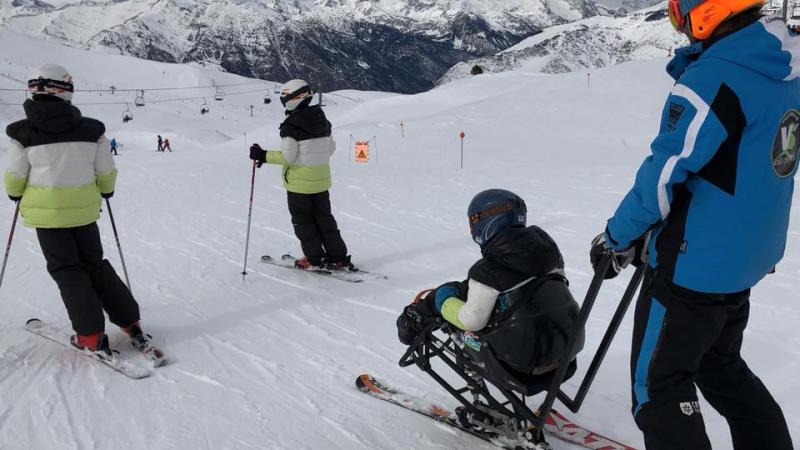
top-left (280, 105), bottom-right (332, 141)
top-left (480, 226), bottom-right (564, 277)
top-left (22, 98), bottom-right (82, 134)
top-left (671, 17), bottom-right (800, 82)
top-left (468, 226), bottom-right (565, 292)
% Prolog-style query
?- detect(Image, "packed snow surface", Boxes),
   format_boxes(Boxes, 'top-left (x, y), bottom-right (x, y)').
top-left (0, 31), bottom-right (798, 450)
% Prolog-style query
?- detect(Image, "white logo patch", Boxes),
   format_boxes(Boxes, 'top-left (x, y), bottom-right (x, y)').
top-left (679, 401), bottom-right (702, 416)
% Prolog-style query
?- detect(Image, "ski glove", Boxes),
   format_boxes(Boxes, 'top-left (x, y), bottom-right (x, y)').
top-left (590, 231), bottom-right (650, 279)
top-left (590, 232), bottom-right (635, 280)
top-left (8, 195), bottom-right (20, 203)
top-left (101, 191), bottom-right (114, 199)
top-left (249, 144), bottom-right (266, 168)
top-left (396, 292), bottom-right (441, 346)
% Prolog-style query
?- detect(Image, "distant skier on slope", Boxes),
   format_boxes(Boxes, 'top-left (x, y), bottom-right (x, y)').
top-left (110, 137), bottom-right (118, 155)
top-left (163, 137), bottom-right (172, 152)
top-left (4, 64), bottom-right (158, 358)
top-left (249, 79), bottom-right (354, 271)
top-left (396, 189), bottom-right (583, 445)
top-left (156, 134), bottom-right (163, 152)
top-left (589, 2), bottom-right (796, 449)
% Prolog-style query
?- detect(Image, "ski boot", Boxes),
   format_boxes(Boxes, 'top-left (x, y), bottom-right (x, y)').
top-left (71, 332), bottom-right (115, 361)
top-left (124, 323), bottom-right (168, 367)
top-left (294, 257), bottom-right (323, 270)
top-left (324, 255), bottom-right (357, 272)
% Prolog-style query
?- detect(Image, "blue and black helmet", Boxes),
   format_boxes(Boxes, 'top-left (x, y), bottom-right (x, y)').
top-left (467, 189), bottom-right (527, 246)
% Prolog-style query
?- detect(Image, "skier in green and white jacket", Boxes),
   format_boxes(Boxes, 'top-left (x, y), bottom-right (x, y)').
top-left (249, 79), bottom-right (354, 271)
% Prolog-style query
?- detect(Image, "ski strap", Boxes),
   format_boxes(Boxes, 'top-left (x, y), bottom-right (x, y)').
top-left (487, 272), bottom-right (568, 328)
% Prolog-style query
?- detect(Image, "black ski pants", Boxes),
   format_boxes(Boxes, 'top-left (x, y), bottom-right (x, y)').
top-left (36, 222), bottom-right (140, 335)
top-left (631, 270), bottom-right (792, 450)
top-left (287, 191), bottom-right (347, 265)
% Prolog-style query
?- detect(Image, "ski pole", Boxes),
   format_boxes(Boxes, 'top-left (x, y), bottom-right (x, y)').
top-left (0, 202), bottom-right (20, 291)
top-left (105, 198), bottom-right (132, 294)
top-left (242, 160), bottom-right (257, 281)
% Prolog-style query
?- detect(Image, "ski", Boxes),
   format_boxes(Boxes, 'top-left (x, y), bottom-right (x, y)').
top-left (260, 254), bottom-right (387, 283)
top-left (355, 374), bottom-right (526, 449)
top-left (26, 319), bottom-right (152, 379)
top-left (356, 374), bottom-right (637, 450)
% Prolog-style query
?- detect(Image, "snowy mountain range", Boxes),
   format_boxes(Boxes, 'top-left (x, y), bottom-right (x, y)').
top-left (440, 3), bottom-right (684, 83)
top-left (0, 0), bottom-right (606, 93)
top-left (1, 29), bottom-right (798, 450)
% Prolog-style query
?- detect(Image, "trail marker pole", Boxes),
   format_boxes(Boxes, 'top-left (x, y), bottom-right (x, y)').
top-left (459, 131), bottom-right (465, 169)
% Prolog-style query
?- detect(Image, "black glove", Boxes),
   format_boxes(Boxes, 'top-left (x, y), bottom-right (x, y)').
top-left (590, 232), bottom-right (635, 280)
top-left (396, 293), bottom-right (441, 346)
top-left (8, 195), bottom-right (21, 203)
top-left (249, 144), bottom-right (266, 168)
top-left (101, 191), bottom-right (114, 199)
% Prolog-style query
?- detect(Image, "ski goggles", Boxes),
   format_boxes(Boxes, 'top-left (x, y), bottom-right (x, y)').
top-left (469, 202), bottom-right (514, 226)
top-left (668, 0), bottom-right (685, 31)
top-left (27, 77), bottom-right (74, 94)
top-left (280, 85), bottom-right (312, 106)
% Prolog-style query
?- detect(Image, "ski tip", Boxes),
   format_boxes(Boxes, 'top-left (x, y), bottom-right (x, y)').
top-left (25, 318), bottom-right (42, 326)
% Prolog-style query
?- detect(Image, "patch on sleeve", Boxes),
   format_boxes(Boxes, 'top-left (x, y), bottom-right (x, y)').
top-left (772, 109), bottom-right (800, 177)
top-left (667, 102), bottom-right (686, 131)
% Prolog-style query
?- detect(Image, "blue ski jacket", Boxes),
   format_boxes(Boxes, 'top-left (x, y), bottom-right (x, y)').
top-left (606, 17), bottom-right (800, 293)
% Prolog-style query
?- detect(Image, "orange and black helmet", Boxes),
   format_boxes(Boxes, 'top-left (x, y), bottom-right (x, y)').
top-left (668, 0), bottom-right (765, 39)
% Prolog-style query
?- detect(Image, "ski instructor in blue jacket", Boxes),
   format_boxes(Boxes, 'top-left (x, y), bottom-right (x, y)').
top-left (589, 1), bottom-right (797, 449)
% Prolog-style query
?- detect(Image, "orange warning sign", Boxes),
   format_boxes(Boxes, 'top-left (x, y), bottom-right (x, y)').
top-left (355, 140), bottom-right (370, 163)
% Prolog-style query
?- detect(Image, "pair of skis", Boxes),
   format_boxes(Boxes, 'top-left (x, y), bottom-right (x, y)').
top-left (356, 374), bottom-right (637, 450)
top-left (25, 318), bottom-right (168, 379)
top-left (260, 254), bottom-right (388, 283)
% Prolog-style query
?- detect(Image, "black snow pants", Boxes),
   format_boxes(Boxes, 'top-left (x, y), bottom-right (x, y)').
top-left (631, 269), bottom-right (793, 450)
top-left (36, 222), bottom-right (140, 335)
top-left (287, 191), bottom-right (347, 265)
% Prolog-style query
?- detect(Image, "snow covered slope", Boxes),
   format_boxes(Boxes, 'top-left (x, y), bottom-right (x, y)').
top-left (0, 0), bottom-right (600, 93)
top-left (0, 32), bottom-right (798, 450)
top-left (440, 3), bottom-right (684, 82)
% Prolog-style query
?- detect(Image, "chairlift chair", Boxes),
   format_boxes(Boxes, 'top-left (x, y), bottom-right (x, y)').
top-left (201, 98), bottom-right (210, 114)
top-left (264, 94), bottom-right (271, 104)
top-left (134, 89), bottom-right (145, 107)
top-left (122, 104), bottom-right (133, 123)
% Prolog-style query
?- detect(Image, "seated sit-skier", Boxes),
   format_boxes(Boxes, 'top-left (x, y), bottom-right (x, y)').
top-left (396, 189), bottom-right (583, 438)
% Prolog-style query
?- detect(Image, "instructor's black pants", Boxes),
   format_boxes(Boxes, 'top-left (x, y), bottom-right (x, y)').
top-left (631, 270), bottom-right (792, 450)
top-left (287, 191), bottom-right (347, 265)
top-left (36, 222), bottom-right (140, 335)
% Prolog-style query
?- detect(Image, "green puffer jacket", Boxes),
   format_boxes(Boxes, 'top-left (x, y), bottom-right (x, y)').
top-left (265, 105), bottom-right (335, 194)
top-left (4, 99), bottom-right (116, 228)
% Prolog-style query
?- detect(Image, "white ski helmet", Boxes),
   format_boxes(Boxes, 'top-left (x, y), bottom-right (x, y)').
top-left (28, 64), bottom-right (74, 102)
top-left (280, 79), bottom-right (313, 111)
